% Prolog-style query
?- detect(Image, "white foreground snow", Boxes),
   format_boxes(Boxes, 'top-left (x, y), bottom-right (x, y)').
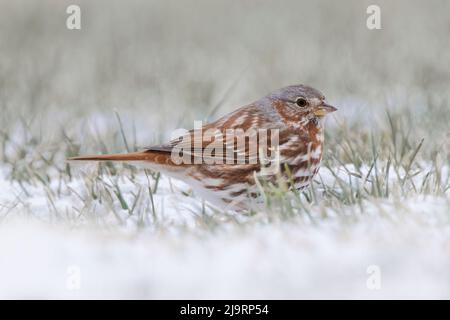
top-left (0, 165), bottom-right (449, 299)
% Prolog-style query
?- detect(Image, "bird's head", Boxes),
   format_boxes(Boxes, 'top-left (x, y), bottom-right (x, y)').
top-left (269, 84), bottom-right (337, 124)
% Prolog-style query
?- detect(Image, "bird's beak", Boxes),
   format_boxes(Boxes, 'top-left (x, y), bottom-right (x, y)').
top-left (314, 102), bottom-right (338, 117)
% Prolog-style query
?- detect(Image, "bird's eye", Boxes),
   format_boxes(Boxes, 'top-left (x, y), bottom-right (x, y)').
top-left (295, 97), bottom-right (307, 107)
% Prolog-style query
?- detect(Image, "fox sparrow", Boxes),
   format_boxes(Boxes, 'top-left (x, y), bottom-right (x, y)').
top-left (69, 85), bottom-right (337, 210)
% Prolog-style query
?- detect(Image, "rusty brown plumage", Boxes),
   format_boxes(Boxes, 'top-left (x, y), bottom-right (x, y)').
top-left (69, 84), bottom-right (337, 210)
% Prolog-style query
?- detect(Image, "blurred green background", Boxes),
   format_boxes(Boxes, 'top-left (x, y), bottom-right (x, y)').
top-left (0, 0), bottom-right (449, 158)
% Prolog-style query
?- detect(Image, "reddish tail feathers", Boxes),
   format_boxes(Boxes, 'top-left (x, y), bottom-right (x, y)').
top-left (67, 151), bottom-right (154, 162)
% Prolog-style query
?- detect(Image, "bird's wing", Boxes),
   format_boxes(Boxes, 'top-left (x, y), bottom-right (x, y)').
top-left (145, 104), bottom-right (288, 164)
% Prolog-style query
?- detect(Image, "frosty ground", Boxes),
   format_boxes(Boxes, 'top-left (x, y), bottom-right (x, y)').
top-left (0, 159), bottom-right (449, 299)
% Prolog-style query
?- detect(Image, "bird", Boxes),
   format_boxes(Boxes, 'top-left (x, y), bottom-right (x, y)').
top-left (68, 84), bottom-right (337, 210)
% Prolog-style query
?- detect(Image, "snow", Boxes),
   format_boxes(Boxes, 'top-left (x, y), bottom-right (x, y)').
top-left (0, 164), bottom-right (449, 299)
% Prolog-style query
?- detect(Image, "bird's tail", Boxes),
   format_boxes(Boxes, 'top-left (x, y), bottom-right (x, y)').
top-left (67, 151), bottom-right (155, 162)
